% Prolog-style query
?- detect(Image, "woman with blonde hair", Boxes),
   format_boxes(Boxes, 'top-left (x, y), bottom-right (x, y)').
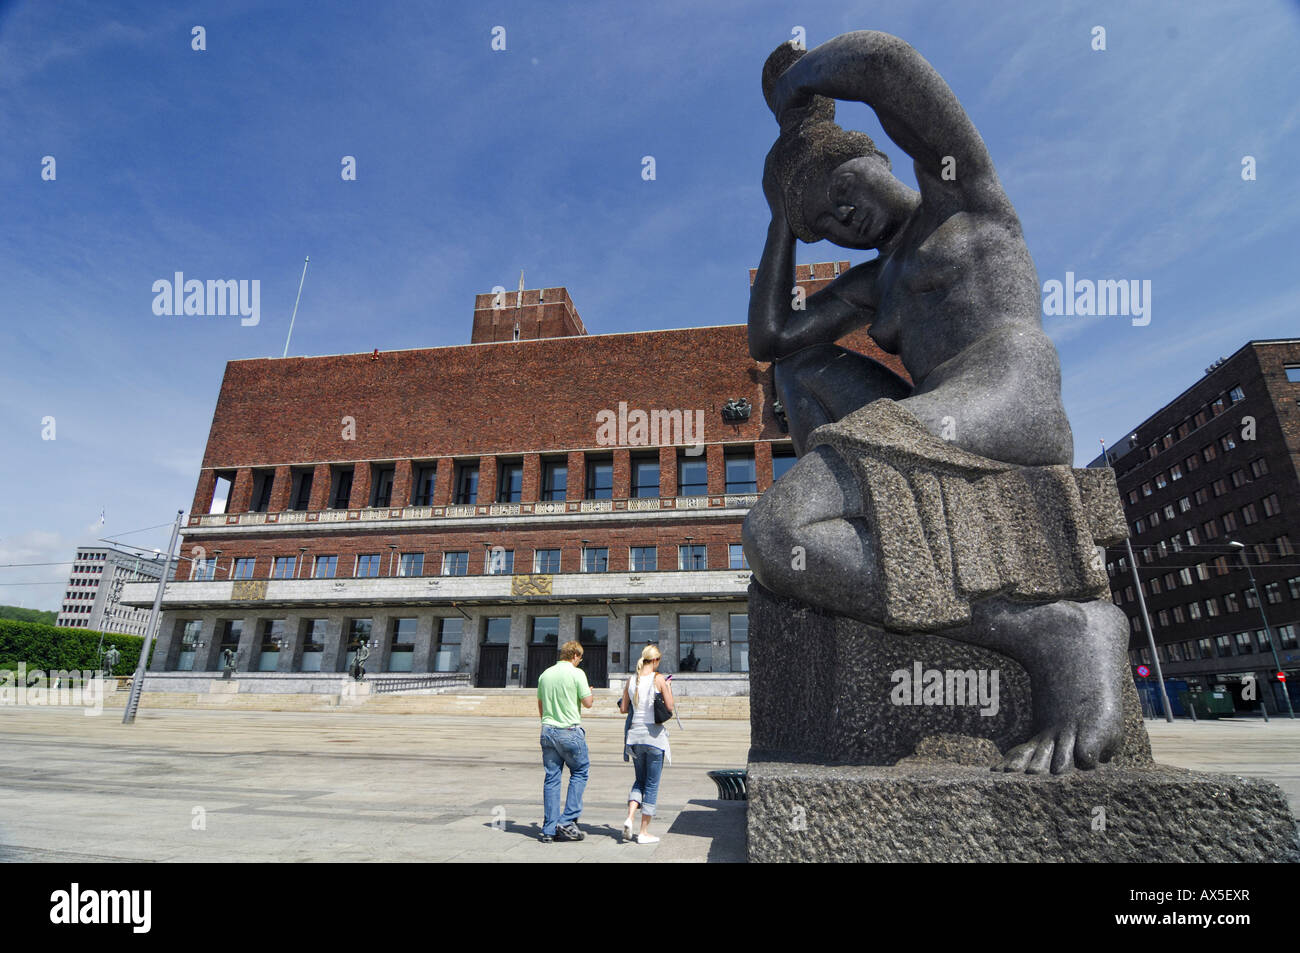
top-left (619, 644), bottom-right (674, 844)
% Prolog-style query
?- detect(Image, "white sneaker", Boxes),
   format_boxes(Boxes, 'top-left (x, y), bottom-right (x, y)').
top-left (623, 819), bottom-right (635, 842)
top-left (634, 833), bottom-right (659, 845)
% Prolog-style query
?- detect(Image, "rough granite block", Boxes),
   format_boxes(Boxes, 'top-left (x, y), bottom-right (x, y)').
top-left (747, 581), bottom-right (1151, 766)
top-left (747, 761), bottom-right (1300, 863)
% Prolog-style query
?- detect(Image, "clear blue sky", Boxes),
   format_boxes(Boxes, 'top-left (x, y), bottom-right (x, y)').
top-left (2, 0), bottom-right (1297, 611)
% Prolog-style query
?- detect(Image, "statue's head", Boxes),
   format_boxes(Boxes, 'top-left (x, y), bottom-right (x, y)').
top-left (762, 43), bottom-right (913, 249)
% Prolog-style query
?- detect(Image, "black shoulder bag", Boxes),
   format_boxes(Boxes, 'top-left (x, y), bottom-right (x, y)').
top-left (651, 675), bottom-right (673, 725)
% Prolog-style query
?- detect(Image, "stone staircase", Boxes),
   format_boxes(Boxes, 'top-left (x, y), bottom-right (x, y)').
top-left (99, 685), bottom-right (749, 719)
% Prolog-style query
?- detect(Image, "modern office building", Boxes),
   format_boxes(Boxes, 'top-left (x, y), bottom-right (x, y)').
top-left (1092, 339), bottom-right (1300, 713)
top-left (122, 262), bottom-right (904, 688)
top-left (55, 546), bottom-right (167, 636)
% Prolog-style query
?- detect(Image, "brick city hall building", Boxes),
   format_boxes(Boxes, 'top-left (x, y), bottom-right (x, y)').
top-left (123, 263), bottom-right (901, 689)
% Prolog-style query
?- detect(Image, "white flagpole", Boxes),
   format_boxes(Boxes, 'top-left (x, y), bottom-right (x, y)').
top-left (282, 256), bottom-right (310, 358)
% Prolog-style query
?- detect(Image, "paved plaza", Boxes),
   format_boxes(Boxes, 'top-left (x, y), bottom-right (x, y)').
top-left (0, 706), bottom-right (750, 863)
top-left (0, 706), bottom-right (1296, 862)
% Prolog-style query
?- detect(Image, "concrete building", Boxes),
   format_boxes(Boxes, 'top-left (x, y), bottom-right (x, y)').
top-left (56, 546), bottom-right (166, 636)
top-left (121, 263), bottom-right (905, 690)
top-left (1091, 339), bottom-right (1300, 714)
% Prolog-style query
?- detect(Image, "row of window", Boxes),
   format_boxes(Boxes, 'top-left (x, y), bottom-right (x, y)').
top-left (1128, 453), bottom-right (1268, 511)
top-left (1110, 535), bottom-right (1292, 579)
top-left (178, 612), bottom-right (751, 674)
top-left (1121, 384), bottom-right (1246, 478)
top-left (1132, 623), bottom-right (1299, 664)
top-left (191, 543), bottom-right (751, 580)
top-left (213, 446), bottom-right (799, 514)
top-left (1133, 491), bottom-right (1282, 539)
top-left (1119, 575), bottom-right (1300, 617)
top-left (56, 615), bottom-right (147, 636)
top-left (1144, 572), bottom-right (1298, 605)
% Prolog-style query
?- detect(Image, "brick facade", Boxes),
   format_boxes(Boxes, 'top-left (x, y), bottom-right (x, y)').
top-left (1099, 339), bottom-right (1300, 714)
top-left (149, 266), bottom-right (909, 686)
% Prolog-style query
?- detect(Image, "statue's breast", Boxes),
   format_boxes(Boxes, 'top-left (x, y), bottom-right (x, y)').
top-left (899, 217), bottom-right (972, 294)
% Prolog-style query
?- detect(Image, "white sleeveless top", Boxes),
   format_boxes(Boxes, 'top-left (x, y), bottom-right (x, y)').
top-left (625, 672), bottom-right (671, 761)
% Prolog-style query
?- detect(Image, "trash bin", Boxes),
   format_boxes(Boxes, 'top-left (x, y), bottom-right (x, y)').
top-left (707, 769), bottom-right (748, 800)
top-left (1180, 689), bottom-right (1236, 719)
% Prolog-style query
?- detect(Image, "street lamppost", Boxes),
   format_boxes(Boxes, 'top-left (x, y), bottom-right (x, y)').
top-left (1228, 540), bottom-right (1295, 719)
top-left (123, 511), bottom-right (183, 725)
top-left (1098, 438), bottom-right (1173, 722)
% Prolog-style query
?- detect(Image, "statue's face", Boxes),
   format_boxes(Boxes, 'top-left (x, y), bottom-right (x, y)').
top-left (802, 155), bottom-right (914, 249)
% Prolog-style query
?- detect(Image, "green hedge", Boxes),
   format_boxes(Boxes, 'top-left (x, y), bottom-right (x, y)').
top-left (0, 605), bottom-right (57, 625)
top-left (0, 620), bottom-right (152, 676)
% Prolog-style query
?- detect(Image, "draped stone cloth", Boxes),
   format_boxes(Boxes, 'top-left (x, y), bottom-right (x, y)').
top-left (806, 399), bottom-right (1129, 633)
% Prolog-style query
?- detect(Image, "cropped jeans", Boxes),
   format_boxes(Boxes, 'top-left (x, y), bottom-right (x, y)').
top-left (540, 725), bottom-right (589, 836)
top-left (627, 743), bottom-right (665, 816)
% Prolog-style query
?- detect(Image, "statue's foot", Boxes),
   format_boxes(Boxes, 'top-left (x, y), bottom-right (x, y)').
top-left (976, 599), bottom-right (1128, 775)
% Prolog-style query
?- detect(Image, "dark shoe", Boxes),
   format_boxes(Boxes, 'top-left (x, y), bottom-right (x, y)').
top-left (539, 832), bottom-right (554, 843)
top-left (555, 823), bottom-right (585, 842)
top-left (564, 821), bottom-right (587, 840)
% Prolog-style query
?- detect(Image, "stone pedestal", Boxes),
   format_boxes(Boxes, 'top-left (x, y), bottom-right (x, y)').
top-left (746, 583), bottom-right (1299, 862)
top-left (748, 582), bottom-right (1151, 765)
top-left (747, 761), bottom-right (1300, 862)
top-left (339, 680), bottom-right (371, 707)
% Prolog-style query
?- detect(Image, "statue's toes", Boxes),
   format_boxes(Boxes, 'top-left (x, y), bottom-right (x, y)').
top-left (1074, 726), bottom-right (1103, 770)
top-left (1049, 727), bottom-right (1077, 775)
top-left (1024, 735), bottom-right (1055, 775)
top-left (994, 741), bottom-right (1035, 773)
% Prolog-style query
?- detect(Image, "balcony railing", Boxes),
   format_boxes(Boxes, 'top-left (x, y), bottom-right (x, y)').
top-left (190, 494), bottom-right (760, 529)
top-left (119, 568), bottom-right (755, 610)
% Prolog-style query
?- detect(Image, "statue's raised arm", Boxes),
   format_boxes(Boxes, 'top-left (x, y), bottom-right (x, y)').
top-left (769, 31), bottom-right (1010, 218)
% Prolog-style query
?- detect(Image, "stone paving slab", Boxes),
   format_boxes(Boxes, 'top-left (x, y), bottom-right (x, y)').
top-left (0, 706), bottom-right (749, 863)
top-left (0, 706), bottom-right (1293, 862)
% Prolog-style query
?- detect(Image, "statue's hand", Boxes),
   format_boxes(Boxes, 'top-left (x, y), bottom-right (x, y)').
top-left (771, 70), bottom-right (814, 129)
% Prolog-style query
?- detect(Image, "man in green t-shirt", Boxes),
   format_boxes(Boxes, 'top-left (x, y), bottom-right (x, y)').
top-left (537, 640), bottom-right (594, 842)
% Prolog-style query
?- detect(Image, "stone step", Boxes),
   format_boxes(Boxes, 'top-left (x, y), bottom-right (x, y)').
top-left (99, 690), bottom-right (750, 719)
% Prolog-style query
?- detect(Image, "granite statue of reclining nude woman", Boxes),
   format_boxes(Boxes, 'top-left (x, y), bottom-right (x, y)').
top-left (742, 31), bottom-right (1132, 775)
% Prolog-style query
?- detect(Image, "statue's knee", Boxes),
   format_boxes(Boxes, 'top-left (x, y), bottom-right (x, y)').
top-left (1084, 600), bottom-right (1128, 638)
top-left (743, 503), bottom-right (796, 584)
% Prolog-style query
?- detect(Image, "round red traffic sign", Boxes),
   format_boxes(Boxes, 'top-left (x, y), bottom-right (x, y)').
top-left (1279, 672), bottom-right (1287, 682)
top-left (1136, 665), bottom-right (1150, 677)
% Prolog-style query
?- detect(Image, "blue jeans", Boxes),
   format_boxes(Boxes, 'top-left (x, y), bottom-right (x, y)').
top-left (541, 725), bottom-right (589, 835)
top-left (628, 744), bottom-right (665, 816)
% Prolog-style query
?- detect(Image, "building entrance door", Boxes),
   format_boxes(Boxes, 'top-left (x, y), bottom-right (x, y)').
top-left (478, 644), bottom-right (508, 687)
top-left (579, 615), bottom-right (609, 688)
top-left (581, 650), bottom-right (607, 689)
top-left (525, 616), bottom-right (559, 688)
top-left (478, 616), bottom-right (512, 687)
top-left (526, 644), bottom-right (556, 688)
